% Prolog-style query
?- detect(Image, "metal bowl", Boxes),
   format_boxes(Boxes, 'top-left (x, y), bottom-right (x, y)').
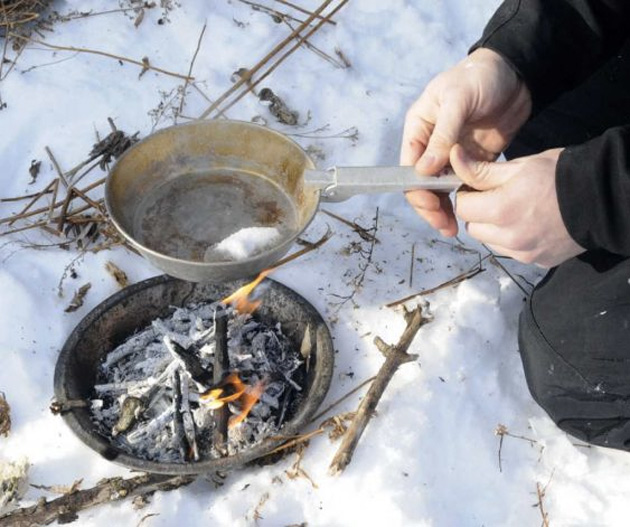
top-left (53, 275), bottom-right (334, 475)
top-left (105, 120), bottom-right (320, 282)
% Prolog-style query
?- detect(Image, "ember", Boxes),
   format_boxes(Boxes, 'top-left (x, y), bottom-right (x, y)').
top-left (89, 299), bottom-right (304, 464)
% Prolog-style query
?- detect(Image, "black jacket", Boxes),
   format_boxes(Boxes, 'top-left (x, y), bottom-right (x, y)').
top-left (473, 0), bottom-right (630, 255)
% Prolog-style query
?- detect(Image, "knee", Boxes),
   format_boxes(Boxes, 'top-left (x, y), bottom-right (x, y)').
top-left (518, 311), bottom-right (630, 451)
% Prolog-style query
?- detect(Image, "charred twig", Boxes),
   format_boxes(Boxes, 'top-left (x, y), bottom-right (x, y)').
top-left (177, 21), bottom-right (207, 117)
top-left (9, 33), bottom-right (194, 81)
top-left (385, 258), bottom-right (488, 308)
top-left (329, 306), bottom-right (430, 475)
top-left (321, 209), bottom-right (379, 243)
top-left (213, 309), bottom-right (230, 453)
top-left (0, 473), bottom-right (194, 527)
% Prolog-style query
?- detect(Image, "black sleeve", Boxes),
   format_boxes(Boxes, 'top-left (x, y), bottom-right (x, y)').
top-left (471, 0), bottom-right (630, 108)
top-left (557, 127), bottom-right (630, 255)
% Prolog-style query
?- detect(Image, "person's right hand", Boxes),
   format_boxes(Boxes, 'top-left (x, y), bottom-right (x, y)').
top-left (401, 48), bottom-right (533, 236)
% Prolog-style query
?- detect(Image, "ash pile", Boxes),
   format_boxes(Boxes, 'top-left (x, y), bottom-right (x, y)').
top-left (90, 301), bottom-right (305, 463)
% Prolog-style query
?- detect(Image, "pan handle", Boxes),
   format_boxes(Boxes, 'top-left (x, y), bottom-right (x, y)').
top-left (304, 166), bottom-right (461, 202)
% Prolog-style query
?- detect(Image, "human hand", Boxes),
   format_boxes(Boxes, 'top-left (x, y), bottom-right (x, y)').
top-left (452, 145), bottom-right (585, 268)
top-left (401, 48), bottom-right (532, 236)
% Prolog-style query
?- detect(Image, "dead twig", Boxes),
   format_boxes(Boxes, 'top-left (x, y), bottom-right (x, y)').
top-left (9, 33), bottom-right (194, 81)
top-left (0, 473), bottom-right (194, 527)
top-left (495, 424), bottom-right (538, 473)
top-left (309, 375), bottom-right (376, 424)
top-left (331, 207), bottom-right (379, 309)
top-left (329, 306), bottom-right (430, 475)
top-left (535, 472), bottom-right (554, 527)
top-left (274, 0), bottom-right (336, 24)
top-left (213, 0), bottom-right (349, 119)
top-left (409, 243), bottom-right (415, 288)
top-left (271, 227), bottom-right (332, 269)
top-left (385, 258), bottom-right (488, 308)
top-left (321, 209), bottom-right (379, 243)
top-left (198, 0), bottom-right (344, 119)
top-left (44, 146), bottom-right (69, 188)
top-left (177, 21), bottom-right (207, 117)
top-left (0, 177), bottom-right (105, 226)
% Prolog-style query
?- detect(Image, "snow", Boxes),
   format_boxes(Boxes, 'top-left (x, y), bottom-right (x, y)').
top-left (1, 1), bottom-right (629, 526)
top-left (207, 227), bottom-right (282, 261)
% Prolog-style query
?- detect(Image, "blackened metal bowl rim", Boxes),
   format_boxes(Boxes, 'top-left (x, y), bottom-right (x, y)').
top-left (53, 274), bottom-right (334, 475)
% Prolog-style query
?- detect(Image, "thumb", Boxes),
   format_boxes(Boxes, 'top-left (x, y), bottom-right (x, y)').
top-left (450, 144), bottom-right (512, 191)
top-left (416, 100), bottom-right (466, 175)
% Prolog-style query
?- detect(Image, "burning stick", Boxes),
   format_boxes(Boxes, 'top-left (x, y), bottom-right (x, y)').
top-left (199, 372), bottom-right (266, 429)
top-left (212, 308), bottom-right (230, 453)
top-left (163, 336), bottom-right (213, 387)
top-left (328, 306), bottom-right (430, 475)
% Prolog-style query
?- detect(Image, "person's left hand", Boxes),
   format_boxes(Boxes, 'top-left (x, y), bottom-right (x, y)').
top-left (452, 144), bottom-right (586, 267)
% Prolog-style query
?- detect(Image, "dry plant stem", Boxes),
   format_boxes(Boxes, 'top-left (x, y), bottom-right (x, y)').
top-left (0, 177), bottom-right (105, 225)
top-left (213, 313), bottom-right (230, 453)
top-left (7, 178), bottom-right (57, 226)
top-left (270, 228), bottom-right (332, 269)
top-left (198, 0), bottom-right (337, 119)
top-left (321, 209), bottom-right (379, 243)
top-left (329, 307), bottom-right (428, 475)
top-left (283, 19), bottom-right (344, 68)
top-left (177, 22), bottom-right (207, 117)
top-left (484, 245), bottom-right (531, 297)
top-left (385, 261), bottom-right (486, 308)
top-left (47, 177), bottom-right (60, 223)
top-left (537, 482), bottom-right (550, 527)
top-left (0, 473), bottom-right (194, 527)
top-left (274, 0), bottom-right (336, 24)
top-left (214, 0), bottom-right (348, 119)
top-left (56, 6), bottom-right (156, 21)
top-left (1, 189), bottom-right (55, 202)
top-left (239, 0), bottom-right (305, 25)
top-left (308, 375), bottom-right (376, 424)
top-left (1, 200), bottom-right (104, 237)
top-left (409, 243), bottom-right (415, 288)
top-left (267, 427), bottom-right (326, 456)
top-left (45, 146), bottom-right (69, 188)
top-left (9, 34), bottom-right (194, 81)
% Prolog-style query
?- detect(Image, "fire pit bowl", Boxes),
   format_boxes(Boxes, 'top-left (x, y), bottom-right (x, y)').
top-left (54, 275), bottom-right (334, 475)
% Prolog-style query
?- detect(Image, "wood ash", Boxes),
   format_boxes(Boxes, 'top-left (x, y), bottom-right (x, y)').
top-left (89, 301), bottom-right (305, 464)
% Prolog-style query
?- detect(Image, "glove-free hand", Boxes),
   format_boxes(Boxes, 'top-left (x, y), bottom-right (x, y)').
top-left (401, 48), bottom-right (532, 236)
top-left (452, 145), bottom-right (585, 267)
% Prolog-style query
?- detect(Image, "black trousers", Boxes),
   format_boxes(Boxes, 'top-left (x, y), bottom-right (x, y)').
top-left (506, 40), bottom-right (630, 450)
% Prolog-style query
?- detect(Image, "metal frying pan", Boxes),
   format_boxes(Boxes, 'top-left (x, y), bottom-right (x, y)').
top-left (105, 120), bottom-right (460, 282)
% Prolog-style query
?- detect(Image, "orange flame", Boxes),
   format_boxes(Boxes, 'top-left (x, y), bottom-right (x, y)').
top-left (220, 269), bottom-right (272, 314)
top-left (200, 372), bottom-right (266, 429)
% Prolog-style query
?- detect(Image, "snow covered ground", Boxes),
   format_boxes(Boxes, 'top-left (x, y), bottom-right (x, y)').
top-left (2, 1), bottom-right (630, 525)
